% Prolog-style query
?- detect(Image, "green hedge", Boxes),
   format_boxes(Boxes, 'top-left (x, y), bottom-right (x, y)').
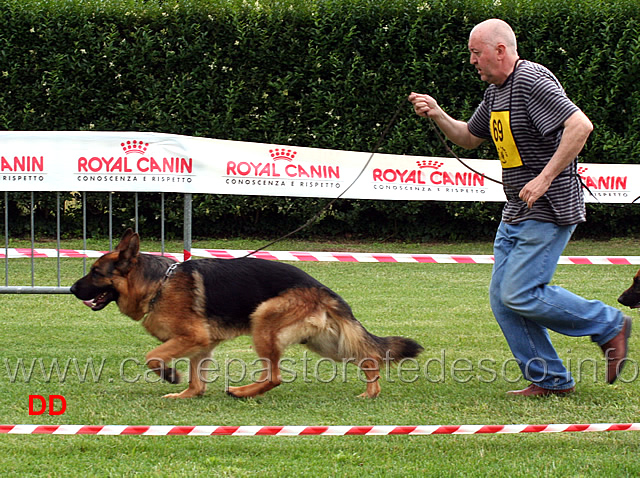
top-left (2, 0), bottom-right (640, 240)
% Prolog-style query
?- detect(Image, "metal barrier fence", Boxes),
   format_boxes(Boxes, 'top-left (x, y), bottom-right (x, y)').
top-left (0, 191), bottom-right (193, 294)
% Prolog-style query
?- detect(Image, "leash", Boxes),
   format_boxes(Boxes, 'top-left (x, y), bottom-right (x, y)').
top-left (244, 102), bottom-right (404, 257)
top-left (426, 117), bottom-right (519, 190)
top-left (427, 118), bottom-right (608, 204)
top-left (148, 262), bottom-right (180, 310)
top-left (244, 101), bottom-right (627, 258)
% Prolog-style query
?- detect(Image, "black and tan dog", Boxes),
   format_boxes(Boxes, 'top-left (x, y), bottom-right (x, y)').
top-left (619, 270), bottom-right (640, 309)
top-left (70, 229), bottom-right (423, 399)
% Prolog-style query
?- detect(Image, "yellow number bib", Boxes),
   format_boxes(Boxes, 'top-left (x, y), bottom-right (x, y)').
top-left (490, 111), bottom-right (523, 169)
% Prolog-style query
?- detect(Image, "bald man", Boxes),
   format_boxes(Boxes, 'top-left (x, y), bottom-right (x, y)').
top-left (409, 19), bottom-right (630, 396)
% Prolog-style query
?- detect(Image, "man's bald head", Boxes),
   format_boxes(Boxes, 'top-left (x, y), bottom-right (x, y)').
top-left (470, 19), bottom-right (518, 56)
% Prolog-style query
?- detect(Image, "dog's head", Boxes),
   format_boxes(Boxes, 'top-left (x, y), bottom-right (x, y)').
top-left (70, 228), bottom-right (140, 311)
top-left (618, 269), bottom-right (640, 309)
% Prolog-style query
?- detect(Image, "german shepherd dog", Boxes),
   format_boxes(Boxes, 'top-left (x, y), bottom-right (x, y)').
top-left (70, 229), bottom-right (423, 399)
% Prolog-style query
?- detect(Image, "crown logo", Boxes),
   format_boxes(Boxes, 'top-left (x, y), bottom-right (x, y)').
top-left (416, 160), bottom-right (443, 169)
top-left (269, 148), bottom-right (297, 161)
top-left (121, 140), bottom-right (149, 155)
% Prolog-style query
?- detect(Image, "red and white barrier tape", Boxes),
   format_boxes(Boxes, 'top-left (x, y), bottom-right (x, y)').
top-left (2, 248), bottom-right (640, 265)
top-left (1, 423), bottom-right (639, 436)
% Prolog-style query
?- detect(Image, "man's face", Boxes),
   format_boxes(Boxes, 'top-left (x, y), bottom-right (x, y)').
top-left (468, 32), bottom-right (500, 85)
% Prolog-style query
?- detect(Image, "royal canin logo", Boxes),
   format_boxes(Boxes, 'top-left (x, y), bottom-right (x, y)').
top-left (77, 139), bottom-right (192, 174)
top-left (121, 140), bottom-right (149, 155)
top-left (269, 148), bottom-right (297, 161)
top-left (416, 160), bottom-right (444, 169)
top-left (372, 160), bottom-right (485, 186)
top-left (0, 155), bottom-right (44, 172)
top-left (578, 166), bottom-right (627, 190)
top-left (226, 148), bottom-right (340, 179)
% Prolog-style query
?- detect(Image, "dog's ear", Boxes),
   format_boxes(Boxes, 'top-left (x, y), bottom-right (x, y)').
top-left (115, 228), bottom-right (137, 252)
top-left (114, 229), bottom-right (140, 274)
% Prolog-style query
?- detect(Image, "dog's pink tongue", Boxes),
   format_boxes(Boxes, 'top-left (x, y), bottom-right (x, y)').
top-left (82, 300), bottom-right (95, 308)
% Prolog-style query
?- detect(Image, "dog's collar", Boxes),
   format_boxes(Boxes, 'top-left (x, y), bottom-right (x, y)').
top-left (147, 263), bottom-right (179, 314)
top-left (164, 263), bottom-right (179, 280)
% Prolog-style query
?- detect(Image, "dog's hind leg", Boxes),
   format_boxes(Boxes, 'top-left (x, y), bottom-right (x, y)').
top-left (357, 358), bottom-right (381, 398)
top-left (227, 292), bottom-right (320, 399)
top-left (302, 294), bottom-right (384, 398)
top-left (306, 336), bottom-right (383, 398)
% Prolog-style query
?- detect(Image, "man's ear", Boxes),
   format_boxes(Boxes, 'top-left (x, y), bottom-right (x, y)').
top-left (495, 43), bottom-right (508, 60)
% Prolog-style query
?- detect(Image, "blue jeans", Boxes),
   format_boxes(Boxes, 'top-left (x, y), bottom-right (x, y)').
top-left (490, 220), bottom-right (624, 390)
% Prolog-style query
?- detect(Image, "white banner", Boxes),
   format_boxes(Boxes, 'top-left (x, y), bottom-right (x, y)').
top-left (0, 131), bottom-right (636, 203)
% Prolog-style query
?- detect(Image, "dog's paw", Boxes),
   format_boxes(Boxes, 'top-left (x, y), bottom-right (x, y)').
top-left (162, 392), bottom-right (184, 399)
top-left (357, 391), bottom-right (380, 399)
top-left (149, 364), bottom-right (182, 384)
top-left (162, 391), bottom-right (193, 399)
top-left (161, 367), bottom-right (181, 384)
top-left (226, 388), bottom-right (243, 399)
top-left (226, 387), bottom-right (253, 399)
top-left (162, 388), bottom-right (204, 399)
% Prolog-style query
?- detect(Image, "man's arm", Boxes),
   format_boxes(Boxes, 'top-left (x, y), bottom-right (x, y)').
top-left (408, 92), bottom-right (485, 150)
top-left (518, 109), bottom-right (593, 208)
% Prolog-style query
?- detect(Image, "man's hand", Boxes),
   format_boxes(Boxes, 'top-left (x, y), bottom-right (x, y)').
top-left (407, 92), bottom-right (485, 150)
top-left (519, 175), bottom-right (552, 208)
top-left (408, 92), bottom-right (442, 119)
top-left (518, 110), bottom-right (593, 208)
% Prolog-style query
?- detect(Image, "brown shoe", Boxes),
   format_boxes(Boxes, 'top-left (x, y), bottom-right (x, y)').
top-left (600, 316), bottom-right (632, 384)
top-left (507, 383), bottom-right (575, 397)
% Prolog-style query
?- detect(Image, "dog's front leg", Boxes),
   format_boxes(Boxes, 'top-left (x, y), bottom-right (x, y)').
top-left (145, 337), bottom-right (215, 399)
top-left (163, 347), bottom-right (219, 399)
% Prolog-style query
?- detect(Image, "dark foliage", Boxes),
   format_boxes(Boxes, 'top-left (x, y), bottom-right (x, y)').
top-left (1, 0), bottom-right (639, 240)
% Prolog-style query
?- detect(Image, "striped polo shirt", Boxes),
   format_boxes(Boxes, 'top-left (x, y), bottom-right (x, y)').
top-left (467, 60), bottom-right (586, 225)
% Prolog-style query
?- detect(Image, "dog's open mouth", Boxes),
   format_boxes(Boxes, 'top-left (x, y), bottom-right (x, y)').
top-left (82, 291), bottom-right (114, 311)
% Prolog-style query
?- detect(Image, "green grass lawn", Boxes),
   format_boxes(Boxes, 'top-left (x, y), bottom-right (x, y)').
top-left (0, 237), bottom-right (639, 476)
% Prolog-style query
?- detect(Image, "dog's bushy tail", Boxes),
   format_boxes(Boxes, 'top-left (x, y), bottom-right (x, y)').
top-left (327, 303), bottom-right (423, 366)
top-left (304, 289), bottom-right (424, 366)
top-left (370, 334), bottom-right (424, 363)
top-left (335, 323), bottom-right (424, 367)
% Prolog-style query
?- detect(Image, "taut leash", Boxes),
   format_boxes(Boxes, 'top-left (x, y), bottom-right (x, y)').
top-left (245, 102), bottom-right (404, 257)
top-left (426, 117), bottom-right (518, 190)
top-left (427, 117), bottom-right (606, 204)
